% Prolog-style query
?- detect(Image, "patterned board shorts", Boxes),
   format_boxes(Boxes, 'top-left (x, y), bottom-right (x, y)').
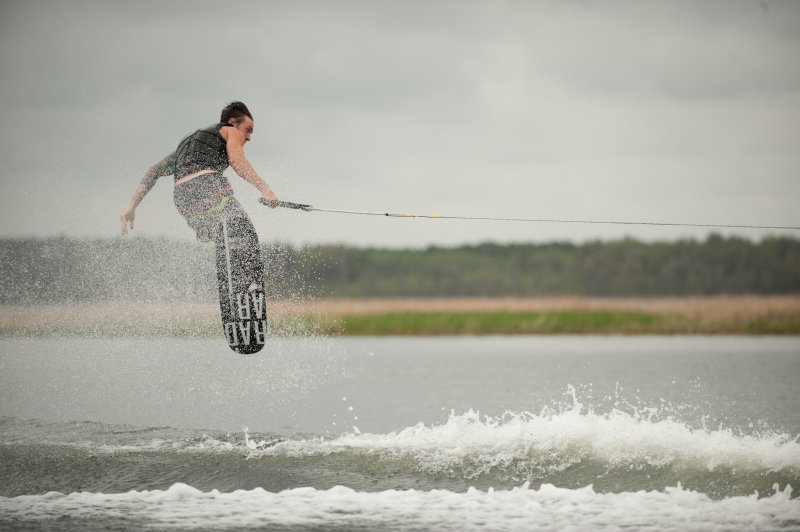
top-left (173, 172), bottom-right (258, 248)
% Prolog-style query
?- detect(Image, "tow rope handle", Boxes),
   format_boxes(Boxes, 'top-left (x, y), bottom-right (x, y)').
top-left (259, 198), bottom-right (313, 211)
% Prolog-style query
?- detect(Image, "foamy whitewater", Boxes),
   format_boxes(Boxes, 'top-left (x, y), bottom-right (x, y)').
top-left (260, 400), bottom-right (800, 479)
top-left (2, 482), bottom-right (797, 531)
top-left (1, 336), bottom-right (799, 530)
top-left (2, 402), bottom-right (799, 530)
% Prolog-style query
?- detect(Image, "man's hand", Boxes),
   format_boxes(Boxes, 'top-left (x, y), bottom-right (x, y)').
top-left (120, 207), bottom-right (136, 236)
top-left (261, 189), bottom-right (279, 208)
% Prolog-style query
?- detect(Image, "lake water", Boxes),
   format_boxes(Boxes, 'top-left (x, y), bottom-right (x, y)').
top-left (1, 335), bottom-right (799, 530)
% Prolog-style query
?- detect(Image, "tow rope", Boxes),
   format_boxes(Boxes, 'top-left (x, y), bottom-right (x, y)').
top-left (260, 198), bottom-right (800, 231)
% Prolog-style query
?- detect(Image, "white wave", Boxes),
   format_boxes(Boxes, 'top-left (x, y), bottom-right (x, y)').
top-left (8, 394), bottom-right (799, 480)
top-left (1, 482), bottom-right (797, 531)
top-left (260, 404), bottom-right (800, 477)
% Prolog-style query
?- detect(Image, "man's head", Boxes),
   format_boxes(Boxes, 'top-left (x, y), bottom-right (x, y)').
top-left (220, 101), bottom-right (254, 142)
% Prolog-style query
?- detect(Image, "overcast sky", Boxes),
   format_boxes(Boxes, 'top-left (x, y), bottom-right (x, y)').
top-left (1, 0), bottom-right (798, 248)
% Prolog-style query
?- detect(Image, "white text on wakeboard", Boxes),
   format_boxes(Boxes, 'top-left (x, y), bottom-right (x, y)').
top-left (225, 292), bottom-right (266, 346)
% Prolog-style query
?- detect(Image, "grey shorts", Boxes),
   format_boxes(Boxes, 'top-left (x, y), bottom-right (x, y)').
top-left (173, 173), bottom-right (255, 246)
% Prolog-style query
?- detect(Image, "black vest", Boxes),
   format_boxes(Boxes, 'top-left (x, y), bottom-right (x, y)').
top-left (175, 123), bottom-right (232, 180)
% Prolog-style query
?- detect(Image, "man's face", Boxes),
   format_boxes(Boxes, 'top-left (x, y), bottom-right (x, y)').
top-left (232, 116), bottom-right (254, 143)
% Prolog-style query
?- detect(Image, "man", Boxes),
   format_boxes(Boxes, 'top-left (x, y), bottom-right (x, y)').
top-left (120, 101), bottom-right (278, 353)
top-left (120, 101), bottom-right (277, 241)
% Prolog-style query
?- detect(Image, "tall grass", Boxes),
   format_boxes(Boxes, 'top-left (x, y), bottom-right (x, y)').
top-left (336, 310), bottom-right (669, 335)
top-left (2, 299), bottom-right (799, 336)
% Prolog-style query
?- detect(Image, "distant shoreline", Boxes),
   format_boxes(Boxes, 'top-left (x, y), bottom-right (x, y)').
top-left (1, 296), bottom-right (799, 337)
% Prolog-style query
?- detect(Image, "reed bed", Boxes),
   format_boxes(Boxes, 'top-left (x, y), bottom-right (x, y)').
top-left (1, 296), bottom-right (799, 336)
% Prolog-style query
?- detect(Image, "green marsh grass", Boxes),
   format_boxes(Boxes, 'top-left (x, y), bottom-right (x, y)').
top-left (2, 299), bottom-right (800, 337)
top-left (336, 310), bottom-right (670, 335)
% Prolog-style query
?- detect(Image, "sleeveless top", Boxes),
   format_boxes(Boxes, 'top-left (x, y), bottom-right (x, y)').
top-left (174, 123), bottom-right (233, 181)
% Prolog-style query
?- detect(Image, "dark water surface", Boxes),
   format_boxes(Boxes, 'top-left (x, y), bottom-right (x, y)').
top-left (1, 336), bottom-right (799, 530)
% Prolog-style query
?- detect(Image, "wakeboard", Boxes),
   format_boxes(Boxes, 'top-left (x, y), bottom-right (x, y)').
top-left (214, 216), bottom-right (267, 354)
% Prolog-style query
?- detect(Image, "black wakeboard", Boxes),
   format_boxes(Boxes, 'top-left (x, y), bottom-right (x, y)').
top-left (214, 216), bottom-right (267, 354)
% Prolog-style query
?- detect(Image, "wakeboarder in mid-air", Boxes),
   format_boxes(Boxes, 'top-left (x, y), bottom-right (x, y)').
top-left (120, 101), bottom-right (278, 354)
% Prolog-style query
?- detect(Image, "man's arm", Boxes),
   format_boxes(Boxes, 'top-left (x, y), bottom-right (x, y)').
top-left (120, 151), bottom-right (176, 236)
top-left (225, 130), bottom-right (278, 205)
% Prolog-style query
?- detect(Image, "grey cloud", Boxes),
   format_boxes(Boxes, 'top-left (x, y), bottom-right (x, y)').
top-left (0, 0), bottom-right (798, 247)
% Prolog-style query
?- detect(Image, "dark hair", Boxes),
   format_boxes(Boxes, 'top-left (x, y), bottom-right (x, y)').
top-left (220, 101), bottom-right (253, 124)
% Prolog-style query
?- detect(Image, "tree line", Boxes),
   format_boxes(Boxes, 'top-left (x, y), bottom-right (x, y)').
top-left (0, 234), bottom-right (798, 303)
